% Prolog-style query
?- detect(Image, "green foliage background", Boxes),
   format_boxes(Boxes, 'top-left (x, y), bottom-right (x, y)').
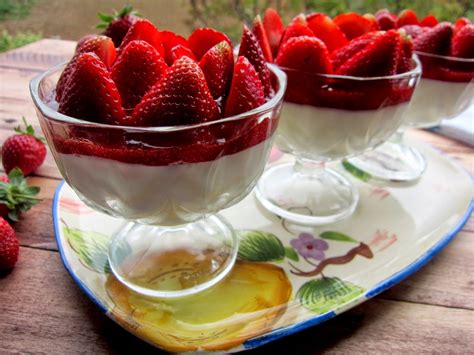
top-left (188, 0), bottom-right (474, 41)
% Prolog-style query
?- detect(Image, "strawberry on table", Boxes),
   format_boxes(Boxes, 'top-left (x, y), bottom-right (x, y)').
top-left (238, 25), bottom-right (272, 96)
top-left (188, 28), bottom-right (232, 60)
top-left (132, 56), bottom-right (220, 126)
top-left (224, 56), bottom-right (265, 117)
top-left (420, 15), bottom-right (438, 28)
top-left (58, 53), bottom-right (126, 125)
top-left (451, 24), bottom-right (474, 58)
top-left (97, 5), bottom-right (140, 47)
top-left (119, 19), bottom-right (164, 57)
top-left (0, 168), bottom-right (40, 222)
top-left (280, 14), bottom-right (314, 45)
top-left (1, 118), bottom-right (46, 177)
top-left (306, 13), bottom-right (348, 52)
top-left (56, 35), bottom-right (116, 101)
top-left (333, 12), bottom-right (379, 40)
top-left (253, 15), bottom-right (273, 62)
top-left (336, 30), bottom-right (400, 77)
top-left (396, 9), bottom-right (419, 28)
top-left (160, 30), bottom-right (190, 65)
top-left (0, 217), bottom-right (19, 271)
top-left (199, 41), bottom-right (234, 99)
top-left (375, 9), bottom-right (396, 30)
top-left (263, 8), bottom-right (284, 58)
top-left (331, 31), bottom-right (383, 71)
top-left (111, 40), bottom-right (168, 109)
top-left (414, 22), bottom-right (454, 55)
top-left (276, 36), bottom-right (332, 74)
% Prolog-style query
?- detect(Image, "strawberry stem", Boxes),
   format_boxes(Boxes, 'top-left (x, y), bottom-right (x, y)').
top-left (14, 117), bottom-right (46, 143)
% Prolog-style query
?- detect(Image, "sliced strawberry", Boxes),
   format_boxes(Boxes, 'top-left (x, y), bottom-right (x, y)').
top-left (276, 36), bottom-right (332, 74)
top-left (56, 35), bottom-right (116, 102)
top-left (331, 31), bottom-right (383, 70)
top-left (400, 24), bottom-right (428, 40)
top-left (420, 15), bottom-right (438, 27)
top-left (58, 53), bottom-right (126, 125)
top-left (111, 40), bottom-right (168, 109)
top-left (375, 9), bottom-right (396, 30)
top-left (451, 24), bottom-right (474, 58)
top-left (455, 18), bottom-right (471, 33)
top-left (333, 12), bottom-right (379, 40)
top-left (132, 56), bottom-right (219, 126)
top-left (224, 56), bottom-right (265, 117)
top-left (238, 25), bottom-right (272, 96)
top-left (199, 41), bottom-right (233, 99)
top-left (119, 19), bottom-right (164, 57)
top-left (414, 22), bottom-right (453, 55)
top-left (396, 9), bottom-right (419, 28)
top-left (169, 44), bottom-right (196, 63)
top-left (188, 28), bottom-right (232, 60)
top-left (263, 8), bottom-right (284, 57)
top-left (336, 30), bottom-right (400, 77)
top-left (160, 30), bottom-right (189, 65)
top-left (397, 31), bottom-right (414, 73)
top-left (307, 13), bottom-right (349, 52)
top-left (280, 14), bottom-right (314, 45)
top-left (76, 34), bottom-right (96, 51)
top-left (253, 15), bottom-right (273, 62)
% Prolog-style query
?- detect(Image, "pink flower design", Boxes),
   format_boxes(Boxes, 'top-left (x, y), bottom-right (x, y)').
top-left (290, 233), bottom-right (329, 260)
top-left (369, 229), bottom-right (397, 252)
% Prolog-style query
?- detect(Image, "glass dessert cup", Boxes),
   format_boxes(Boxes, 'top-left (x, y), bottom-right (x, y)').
top-left (30, 63), bottom-right (286, 298)
top-left (256, 59), bottom-right (421, 225)
top-left (349, 52), bottom-right (473, 182)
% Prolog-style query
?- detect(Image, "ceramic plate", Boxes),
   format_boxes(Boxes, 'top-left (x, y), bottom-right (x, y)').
top-left (53, 137), bottom-right (473, 353)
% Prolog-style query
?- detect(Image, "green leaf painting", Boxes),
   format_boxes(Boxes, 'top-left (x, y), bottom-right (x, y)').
top-left (296, 277), bottom-right (364, 314)
top-left (237, 230), bottom-right (285, 262)
top-left (284, 246), bottom-right (299, 262)
top-left (63, 226), bottom-right (111, 273)
top-left (320, 231), bottom-right (358, 243)
top-left (342, 160), bottom-right (372, 182)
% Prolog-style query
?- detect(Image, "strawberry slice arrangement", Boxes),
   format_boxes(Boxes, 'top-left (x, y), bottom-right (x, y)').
top-left (258, 9), bottom-right (417, 110)
top-left (51, 14), bottom-right (280, 165)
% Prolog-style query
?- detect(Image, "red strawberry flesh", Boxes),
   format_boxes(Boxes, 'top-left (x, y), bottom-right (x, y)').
top-left (263, 8), bottom-right (284, 58)
top-left (188, 28), bottom-right (232, 60)
top-left (111, 40), bottom-right (168, 110)
top-left (199, 41), bottom-right (234, 99)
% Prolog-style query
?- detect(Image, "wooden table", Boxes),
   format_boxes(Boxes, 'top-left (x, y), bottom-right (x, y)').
top-left (0, 40), bottom-right (473, 354)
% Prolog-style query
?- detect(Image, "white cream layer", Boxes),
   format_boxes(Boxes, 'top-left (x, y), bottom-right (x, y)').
top-left (404, 78), bottom-right (473, 128)
top-left (58, 140), bottom-right (271, 226)
top-left (277, 102), bottom-right (409, 161)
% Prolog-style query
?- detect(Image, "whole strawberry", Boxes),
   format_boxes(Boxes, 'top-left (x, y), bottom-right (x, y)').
top-left (0, 168), bottom-right (41, 221)
top-left (0, 217), bottom-right (19, 270)
top-left (2, 118), bottom-right (46, 176)
top-left (97, 5), bottom-right (140, 47)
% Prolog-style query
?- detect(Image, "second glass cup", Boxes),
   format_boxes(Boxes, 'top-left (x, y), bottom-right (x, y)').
top-left (348, 51), bottom-right (474, 182)
top-left (256, 57), bottom-right (421, 225)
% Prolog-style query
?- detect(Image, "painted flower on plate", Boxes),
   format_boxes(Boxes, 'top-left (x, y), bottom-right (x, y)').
top-left (290, 233), bottom-right (328, 260)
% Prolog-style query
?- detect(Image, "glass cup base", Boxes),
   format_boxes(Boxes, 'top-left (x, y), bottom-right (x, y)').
top-left (108, 215), bottom-right (238, 298)
top-left (348, 141), bottom-right (426, 182)
top-left (256, 162), bottom-right (359, 225)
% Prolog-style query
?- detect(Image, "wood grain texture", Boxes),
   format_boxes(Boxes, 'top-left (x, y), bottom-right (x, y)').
top-left (0, 39), bottom-right (473, 354)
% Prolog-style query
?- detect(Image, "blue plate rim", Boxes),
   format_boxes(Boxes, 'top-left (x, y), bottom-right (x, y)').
top-left (52, 163), bottom-right (474, 351)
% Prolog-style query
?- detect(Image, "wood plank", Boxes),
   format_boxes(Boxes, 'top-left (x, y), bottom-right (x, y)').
top-left (1, 247), bottom-right (472, 354)
top-left (251, 298), bottom-right (474, 354)
top-left (0, 39), bottom-right (75, 71)
top-left (0, 247), bottom-right (160, 354)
